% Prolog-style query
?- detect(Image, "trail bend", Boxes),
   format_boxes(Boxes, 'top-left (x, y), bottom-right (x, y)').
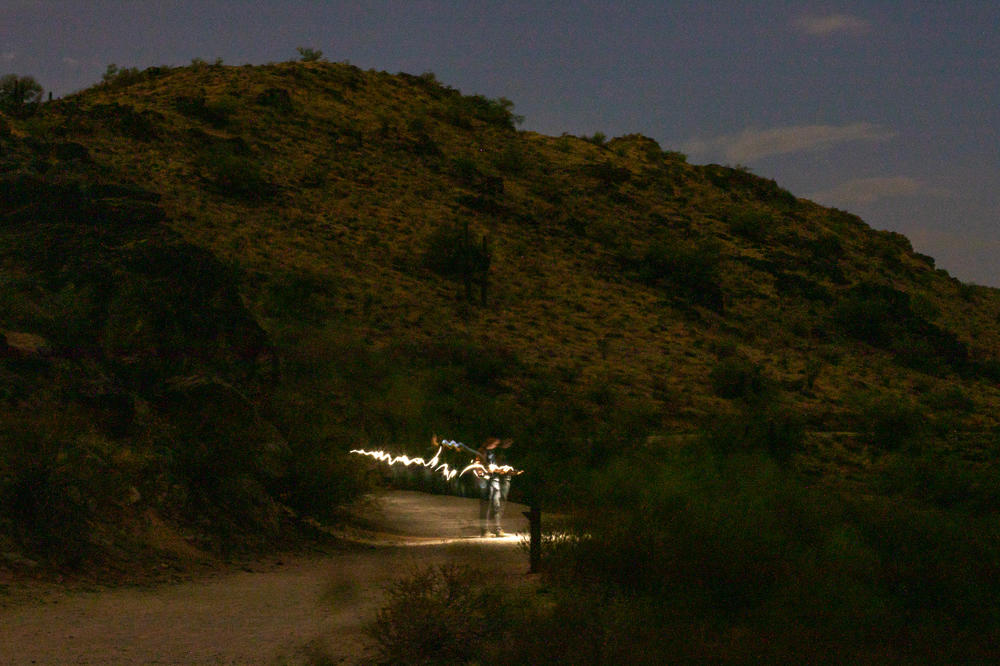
top-left (0, 490), bottom-right (531, 665)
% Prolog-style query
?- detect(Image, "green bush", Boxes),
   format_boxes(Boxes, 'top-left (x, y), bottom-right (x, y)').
top-left (200, 149), bottom-right (276, 201)
top-left (832, 282), bottom-right (968, 373)
top-left (440, 93), bottom-right (522, 130)
top-left (357, 440), bottom-right (1000, 662)
top-left (703, 164), bottom-right (797, 208)
top-left (0, 410), bottom-right (121, 565)
top-left (255, 87), bottom-right (293, 113)
top-left (0, 73), bottom-right (43, 117)
top-left (629, 236), bottom-right (724, 310)
top-left (175, 93), bottom-right (240, 128)
top-left (422, 221), bottom-right (492, 304)
top-left (851, 391), bottom-right (927, 452)
top-left (492, 144), bottom-right (527, 174)
top-left (296, 47), bottom-right (323, 62)
top-left (100, 64), bottom-right (145, 89)
top-left (365, 564), bottom-right (517, 664)
top-left (700, 401), bottom-right (804, 463)
top-left (881, 452), bottom-right (1000, 512)
top-left (583, 161), bottom-right (631, 186)
top-left (709, 356), bottom-right (768, 399)
top-left (725, 207), bottom-right (770, 242)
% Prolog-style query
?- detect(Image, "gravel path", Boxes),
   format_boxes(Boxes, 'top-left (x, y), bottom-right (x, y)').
top-left (0, 491), bottom-right (531, 665)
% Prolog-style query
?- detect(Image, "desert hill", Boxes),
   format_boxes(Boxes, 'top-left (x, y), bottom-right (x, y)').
top-left (2, 59), bottom-right (999, 569)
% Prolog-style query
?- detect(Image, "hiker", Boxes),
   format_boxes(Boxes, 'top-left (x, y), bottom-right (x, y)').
top-left (477, 437), bottom-right (514, 537)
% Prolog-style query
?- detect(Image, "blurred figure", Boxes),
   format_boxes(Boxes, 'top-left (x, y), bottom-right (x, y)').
top-left (477, 437), bottom-right (514, 537)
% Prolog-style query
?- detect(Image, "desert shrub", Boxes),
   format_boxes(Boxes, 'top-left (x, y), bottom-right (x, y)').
top-left (881, 452), bottom-right (1000, 513)
top-left (156, 381), bottom-right (285, 545)
top-left (84, 103), bottom-right (162, 141)
top-left (538, 447), bottom-right (1000, 660)
top-left (774, 271), bottom-right (832, 301)
top-left (366, 564), bottom-right (518, 664)
top-left (255, 87), bottom-right (293, 113)
top-left (851, 391), bottom-right (927, 452)
top-left (359, 438), bottom-right (1000, 661)
top-left (725, 207), bottom-right (770, 241)
top-left (709, 356), bottom-right (768, 399)
top-left (832, 282), bottom-right (968, 373)
top-left (449, 156), bottom-right (481, 185)
top-left (492, 144), bottom-right (527, 174)
top-left (923, 384), bottom-right (974, 414)
top-left (422, 221), bottom-right (492, 303)
top-left (423, 222), bottom-right (490, 277)
top-left (257, 271), bottom-right (334, 322)
top-left (0, 73), bottom-right (43, 117)
top-left (0, 410), bottom-right (123, 565)
top-left (700, 402), bottom-right (805, 463)
top-left (583, 160), bottom-right (631, 186)
top-left (832, 284), bottom-right (903, 347)
top-left (629, 236), bottom-right (724, 310)
top-left (174, 92), bottom-right (239, 128)
top-left (547, 450), bottom-right (829, 611)
top-left (272, 443), bottom-right (369, 522)
top-left (704, 164), bottom-right (797, 208)
top-left (417, 339), bottom-right (520, 390)
top-left (296, 46), bottom-right (323, 62)
top-left (200, 148), bottom-right (276, 200)
top-left (402, 116), bottom-right (440, 157)
top-left (440, 93), bottom-right (522, 130)
top-left (100, 64), bottom-right (145, 88)
top-left (972, 357), bottom-right (1000, 382)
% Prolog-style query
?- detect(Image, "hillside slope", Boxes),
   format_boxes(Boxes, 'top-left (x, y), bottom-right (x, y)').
top-left (2, 60), bottom-right (999, 567)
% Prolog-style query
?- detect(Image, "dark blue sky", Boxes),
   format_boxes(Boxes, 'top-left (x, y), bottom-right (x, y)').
top-left (4, 1), bottom-right (998, 285)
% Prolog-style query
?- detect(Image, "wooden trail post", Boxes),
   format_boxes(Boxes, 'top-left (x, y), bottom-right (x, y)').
top-left (523, 503), bottom-right (541, 574)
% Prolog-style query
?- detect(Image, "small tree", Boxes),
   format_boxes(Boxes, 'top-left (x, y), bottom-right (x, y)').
top-left (0, 74), bottom-right (43, 117)
top-left (423, 221), bottom-right (492, 305)
top-left (296, 47), bottom-right (323, 62)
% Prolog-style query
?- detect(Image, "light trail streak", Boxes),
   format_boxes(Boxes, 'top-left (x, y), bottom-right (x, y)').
top-left (349, 446), bottom-right (460, 480)
top-left (460, 462), bottom-right (524, 478)
top-left (350, 444), bottom-right (523, 480)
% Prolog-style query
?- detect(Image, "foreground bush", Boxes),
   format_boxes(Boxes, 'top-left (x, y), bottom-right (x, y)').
top-left (365, 564), bottom-right (519, 665)
top-left (363, 443), bottom-right (1000, 663)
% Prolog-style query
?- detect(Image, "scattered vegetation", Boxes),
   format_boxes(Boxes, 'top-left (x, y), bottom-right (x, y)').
top-left (626, 235), bottom-right (725, 310)
top-left (3, 60), bottom-right (1000, 665)
top-left (0, 73), bottom-right (43, 117)
top-left (296, 47), bottom-right (324, 62)
top-left (422, 221), bottom-right (492, 304)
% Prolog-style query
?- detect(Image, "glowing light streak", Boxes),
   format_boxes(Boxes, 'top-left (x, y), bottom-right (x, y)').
top-left (460, 462), bottom-right (524, 478)
top-left (440, 439), bottom-right (479, 457)
top-left (350, 446), bottom-right (461, 481)
top-left (350, 444), bottom-right (524, 480)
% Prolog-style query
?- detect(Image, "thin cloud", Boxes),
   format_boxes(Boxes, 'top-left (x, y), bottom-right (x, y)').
top-left (683, 123), bottom-right (896, 163)
top-left (62, 57), bottom-right (80, 68)
top-left (1, 51), bottom-right (15, 62)
top-left (792, 13), bottom-right (872, 36)
top-left (809, 176), bottom-right (950, 206)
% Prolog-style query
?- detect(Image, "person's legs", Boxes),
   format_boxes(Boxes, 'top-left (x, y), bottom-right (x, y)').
top-left (488, 477), bottom-right (504, 535)
top-left (494, 477), bottom-right (511, 534)
top-left (477, 476), bottom-right (489, 536)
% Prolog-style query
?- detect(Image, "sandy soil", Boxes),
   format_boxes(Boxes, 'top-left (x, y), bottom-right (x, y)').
top-left (0, 491), bottom-right (531, 665)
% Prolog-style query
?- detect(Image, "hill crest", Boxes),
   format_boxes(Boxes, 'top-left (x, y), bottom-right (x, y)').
top-left (2, 60), bottom-right (999, 567)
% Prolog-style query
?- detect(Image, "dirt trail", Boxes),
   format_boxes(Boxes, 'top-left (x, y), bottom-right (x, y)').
top-left (0, 491), bottom-right (531, 665)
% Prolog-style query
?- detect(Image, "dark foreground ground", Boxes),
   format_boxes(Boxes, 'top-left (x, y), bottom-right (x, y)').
top-left (0, 491), bottom-right (531, 664)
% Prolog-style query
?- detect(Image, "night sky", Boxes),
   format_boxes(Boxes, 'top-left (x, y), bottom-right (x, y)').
top-left (4, 1), bottom-right (998, 286)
